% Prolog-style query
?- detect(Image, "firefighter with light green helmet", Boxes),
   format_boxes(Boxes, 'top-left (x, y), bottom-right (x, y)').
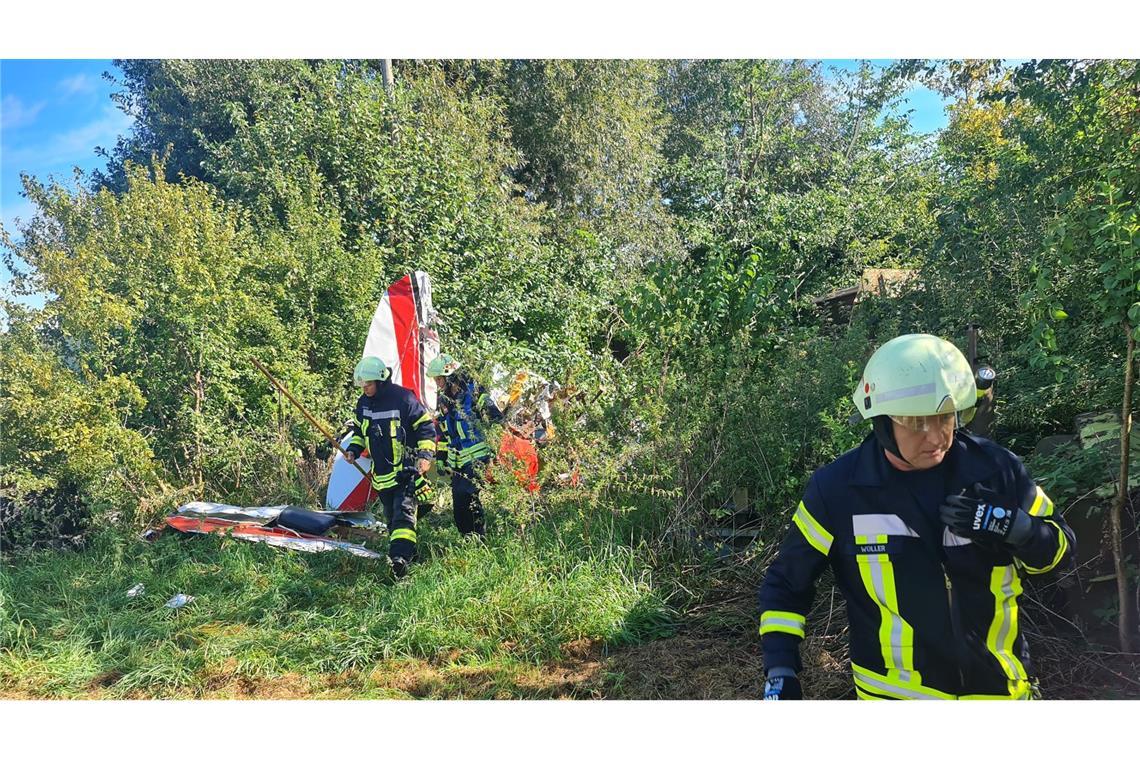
top-left (353, 355), bottom-right (391, 385)
top-left (758, 332), bottom-right (1075, 700)
top-left (852, 333), bottom-right (977, 468)
top-left (426, 353), bottom-right (461, 379)
top-left (344, 354), bottom-right (435, 578)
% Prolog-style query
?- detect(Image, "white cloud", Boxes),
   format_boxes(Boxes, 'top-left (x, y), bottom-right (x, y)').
top-left (1, 95), bottom-right (47, 130)
top-left (57, 72), bottom-right (98, 98)
top-left (4, 105), bottom-right (134, 174)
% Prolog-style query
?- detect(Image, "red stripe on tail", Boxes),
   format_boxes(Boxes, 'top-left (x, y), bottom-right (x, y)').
top-left (388, 275), bottom-right (422, 402)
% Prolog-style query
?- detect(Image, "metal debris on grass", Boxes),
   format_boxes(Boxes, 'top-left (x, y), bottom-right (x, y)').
top-left (165, 593), bottom-right (195, 609)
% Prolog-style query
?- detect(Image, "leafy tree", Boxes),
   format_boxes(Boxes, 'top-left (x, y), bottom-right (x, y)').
top-left (1008, 59), bottom-right (1140, 651)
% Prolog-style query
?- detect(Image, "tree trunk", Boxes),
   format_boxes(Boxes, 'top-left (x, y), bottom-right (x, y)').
top-left (194, 367), bottom-right (205, 494)
top-left (1111, 325), bottom-right (1136, 652)
top-left (380, 59), bottom-right (394, 93)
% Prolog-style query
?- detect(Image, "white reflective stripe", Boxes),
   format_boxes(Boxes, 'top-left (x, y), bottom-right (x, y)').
top-left (942, 527), bottom-right (973, 547)
top-left (852, 513), bottom-right (919, 538)
top-left (363, 409), bottom-right (401, 420)
top-left (874, 382), bottom-right (936, 404)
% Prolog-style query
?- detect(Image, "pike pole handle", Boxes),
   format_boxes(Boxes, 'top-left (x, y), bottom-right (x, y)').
top-left (249, 355), bottom-right (371, 479)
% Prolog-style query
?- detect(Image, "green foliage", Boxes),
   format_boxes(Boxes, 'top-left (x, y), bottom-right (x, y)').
top-left (4, 57), bottom-right (1138, 684)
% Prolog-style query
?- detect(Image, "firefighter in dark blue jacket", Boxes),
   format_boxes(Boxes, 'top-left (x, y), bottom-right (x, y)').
top-left (427, 354), bottom-right (504, 537)
top-left (344, 356), bottom-right (436, 578)
top-left (758, 334), bottom-right (1074, 700)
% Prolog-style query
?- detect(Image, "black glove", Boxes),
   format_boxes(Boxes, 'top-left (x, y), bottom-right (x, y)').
top-left (940, 490), bottom-right (1033, 547)
top-left (762, 668), bottom-right (802, 700)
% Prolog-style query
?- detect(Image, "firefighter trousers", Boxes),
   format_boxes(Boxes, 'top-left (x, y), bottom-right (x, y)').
top-left (378, 480), bottom-right (418, 562)
top-left (451, 462), bottom-right (486, 537)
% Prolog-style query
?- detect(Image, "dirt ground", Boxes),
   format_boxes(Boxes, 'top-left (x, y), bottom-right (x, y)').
top-left (6, 625), bottom-right (1138, 700)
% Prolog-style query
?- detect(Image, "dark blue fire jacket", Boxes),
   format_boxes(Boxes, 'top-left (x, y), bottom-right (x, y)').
top-left (757, 431), bottom-right (1074, 699)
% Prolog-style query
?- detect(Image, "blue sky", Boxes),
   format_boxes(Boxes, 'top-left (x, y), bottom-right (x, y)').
top-left (0, 58), bottom-right (952, 304)
top-left (1, 60), bottom-right (131, 242)
top-left (819, 59), bottom-right (952, 134)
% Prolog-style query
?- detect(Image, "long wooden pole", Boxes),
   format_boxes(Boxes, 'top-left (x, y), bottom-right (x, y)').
top-left (249, 356), bottom-right (371, 479)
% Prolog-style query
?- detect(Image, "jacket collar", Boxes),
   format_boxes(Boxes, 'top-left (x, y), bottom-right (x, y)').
top-left (849, 431), bottom-right (1001, 490)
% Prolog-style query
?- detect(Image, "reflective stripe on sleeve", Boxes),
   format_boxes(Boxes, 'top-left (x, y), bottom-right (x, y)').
top-left (759, 610), bottom-right (806, 638)
top-left (792, 501), bottom-right (833, 556)
top-left (1018, 517), bottom-right (1069, 575)
top-left (1026, 485), bottom-right (1054, 517)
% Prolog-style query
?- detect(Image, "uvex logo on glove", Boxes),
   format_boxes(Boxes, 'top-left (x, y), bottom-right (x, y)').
top-left (941, 491), bottom-right (1032, 547)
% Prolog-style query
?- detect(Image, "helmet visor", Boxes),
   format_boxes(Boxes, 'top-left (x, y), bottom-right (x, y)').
top-left (888, 412), bottom-right (960, 434)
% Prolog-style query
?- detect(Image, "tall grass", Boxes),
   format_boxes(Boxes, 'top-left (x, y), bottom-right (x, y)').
top-left (0, 504), bottom-right (676, 698)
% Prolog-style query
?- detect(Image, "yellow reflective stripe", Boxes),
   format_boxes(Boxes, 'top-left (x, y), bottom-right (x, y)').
top-left (1027, 485), bottom-right (1054, 517)
top-left (959, 679), bottom-right (1033, 700)
top-left (390, 528), bottom-right (417, 543)
top-left (759, 610), bottom-right (806, 638)
top-left (371, 472), bottom-right (398, 488)
top-left (348, 435), bottom-right (366, 449)
top-left (360, 418), bottom-right (370, 437)
top-left (453, 444), bottom-right (493, 467)
top-left (851, 664), bottom-right (955, 700)
top-left (412, 412), bottom-right (432, 428)
top-left (985, 565), bottom-right (1028, 682)
top-left (791, 501), bottom-right (833, 556)
top-left (1018, 518), bottom-right (1069, 575)
top-left (417, 440), bottom-right (435, 451)
top-left (854, 535), bottom-right (916, 675)
top-left (390, 420), bottom-right (403, 463)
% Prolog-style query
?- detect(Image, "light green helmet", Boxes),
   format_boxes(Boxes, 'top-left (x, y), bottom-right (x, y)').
top-left (853, 334), bottom-right (976, 420)
top-left (354, 356), bottom-right (389, 386)
top-left (426, 353), bottom-right (461, 378)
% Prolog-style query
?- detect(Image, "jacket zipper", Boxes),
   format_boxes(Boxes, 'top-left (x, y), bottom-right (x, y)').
top-left (943, 567), bottom-right (967, 692)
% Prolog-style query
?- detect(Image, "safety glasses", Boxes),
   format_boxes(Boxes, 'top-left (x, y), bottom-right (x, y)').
top-left (889, 412), bottom-right (961, 433)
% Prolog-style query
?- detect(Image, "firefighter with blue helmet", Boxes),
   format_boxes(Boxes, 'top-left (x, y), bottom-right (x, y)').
top-left (344, 356), bottom-right (437, 578)
top-left (758, 334), bottom-right (1075, 699)
top-left (427, 354), bottom-right (504, 537)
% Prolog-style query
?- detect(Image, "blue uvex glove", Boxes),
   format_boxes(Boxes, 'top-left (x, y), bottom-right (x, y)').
top-left (762, 667), bottom-right (802, 700)
top-left (940, 490), bottom-right (1033, 548)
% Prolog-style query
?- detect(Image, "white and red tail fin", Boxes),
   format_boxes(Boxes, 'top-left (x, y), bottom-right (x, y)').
top-left (362, 271), bottom-right (440, 411)
top-left (329, 271), bottom-right (440, 511)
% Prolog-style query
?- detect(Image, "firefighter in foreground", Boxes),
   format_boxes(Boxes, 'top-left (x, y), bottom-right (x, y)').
top-left (427, 354), bottom-right (503, 537)
top-left (344, 356), bottom-right (436, 578)
top-left (758, 334), bottom-right (1075, 700)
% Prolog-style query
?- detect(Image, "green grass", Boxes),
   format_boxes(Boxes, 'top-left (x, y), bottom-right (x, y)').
top-left (0, 508), bottom-right (677, 698)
